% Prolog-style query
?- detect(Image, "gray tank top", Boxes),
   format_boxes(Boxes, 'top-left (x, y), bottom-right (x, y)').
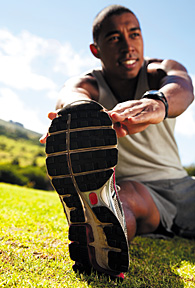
top-left (90, 61), bottom-right (187, 181)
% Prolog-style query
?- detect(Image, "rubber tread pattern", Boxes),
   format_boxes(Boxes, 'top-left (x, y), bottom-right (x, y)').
top-left (92, 206), bottom-right (129, 271)
top-left (69, 225), bottom-right (88, 244)
top-left (93, 207), bottom-right (119, 224)
top-left (108, 251), bottom-right (129, 271)
top-left (46, 101), bottom-right (128, 274)
top-left (103, 225), bottom-right (128, 250)
top-left (46, 129), bottom-right (116, 154)
top-left (47, 149), bottom-right (117, 178)
top-left (51, 170), bottom-right (114, 194)
top-left (48, 102), bottom-right (112, 134)
top-left (69, 242), bottom-right (91, 266)
top-left (75, 170), bottom-right (113, 192)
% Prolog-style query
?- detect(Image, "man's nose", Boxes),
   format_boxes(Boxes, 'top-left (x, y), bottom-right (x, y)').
top-left (121, 36), bottom-right (134, 53)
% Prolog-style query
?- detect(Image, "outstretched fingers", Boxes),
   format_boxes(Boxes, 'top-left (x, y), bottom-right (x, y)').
top-left (48, 111), bottom-right (58, 120)
top-left (39, 111), bottom-right (58, 144)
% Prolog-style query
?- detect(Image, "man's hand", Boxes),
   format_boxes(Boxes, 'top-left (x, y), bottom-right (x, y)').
top-left (39, 111), bottom-right (58, 144)
top-left (108, 98), bottom-right (166, 137)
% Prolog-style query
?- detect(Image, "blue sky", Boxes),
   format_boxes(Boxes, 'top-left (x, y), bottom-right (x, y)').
top-left (0, 0), bottom-right (194, 166)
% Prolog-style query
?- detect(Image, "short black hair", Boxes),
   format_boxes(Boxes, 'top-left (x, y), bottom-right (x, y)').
top-left (92, 5), bottom-right (137, 44)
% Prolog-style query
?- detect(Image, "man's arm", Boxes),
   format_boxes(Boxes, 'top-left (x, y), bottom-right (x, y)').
top-left (158, 59), bottom-right (194, 117)
top-left (108, 59), bottom-right (194, 137)
top-left (55, 75), bottom-right (99, 110)
top-left (40, 75), bottom-right (99, 144)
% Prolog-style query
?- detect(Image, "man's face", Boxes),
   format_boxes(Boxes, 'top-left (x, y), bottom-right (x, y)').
top-left (95, 12), bottom-right (144, 80)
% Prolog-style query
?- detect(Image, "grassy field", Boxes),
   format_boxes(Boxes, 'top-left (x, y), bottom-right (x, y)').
top-left (0, 135), bottom-right (45, 167)
top-left (0, 183), bottom-right (194, 288)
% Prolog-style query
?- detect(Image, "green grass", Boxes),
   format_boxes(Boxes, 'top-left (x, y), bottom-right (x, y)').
top-left (0, 183), bottom-right (194, 287)
top-left (0, 135), bottom-right (45, 167)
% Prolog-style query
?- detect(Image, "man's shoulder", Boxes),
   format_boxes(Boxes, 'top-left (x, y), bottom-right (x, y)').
top-left (146, 57), bottom-right (164, 65)
top-left (64, 70), bottom-right (99, 101)
top-left (145, 58), bottom-right (166, 90)
top-left (145, 57), bottom-right (188, 90)
top-left (146, 58), bottom-right (187, 72)
top-left (66, 67), bottom-right (102, 84)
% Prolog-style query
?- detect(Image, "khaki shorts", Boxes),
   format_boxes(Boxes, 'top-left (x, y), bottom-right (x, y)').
top-left (141, 176), bottom-right (195, 238)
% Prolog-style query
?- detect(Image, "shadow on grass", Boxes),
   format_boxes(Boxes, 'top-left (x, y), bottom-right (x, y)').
top-left (75, 236), bottom-right (195, 288)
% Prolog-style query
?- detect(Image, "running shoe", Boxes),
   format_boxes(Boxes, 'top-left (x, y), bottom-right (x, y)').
top-left (45, 100), bottom-right (129, 277)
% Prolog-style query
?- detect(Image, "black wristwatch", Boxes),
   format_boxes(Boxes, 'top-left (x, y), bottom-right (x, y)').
top-left (142, 90), bottom-right (169, 119)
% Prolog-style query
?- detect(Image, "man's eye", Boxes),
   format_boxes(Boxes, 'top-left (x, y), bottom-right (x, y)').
top-left (130, 32), bottom-right (140, 39)
top-left (109, 36), bottom-right (120, 42)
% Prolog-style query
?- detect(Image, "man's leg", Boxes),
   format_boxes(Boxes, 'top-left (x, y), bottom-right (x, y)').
top-left (118, 180), bottom-right (160, 241)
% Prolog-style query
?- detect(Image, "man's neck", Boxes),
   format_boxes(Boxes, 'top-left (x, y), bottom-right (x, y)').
top-left (103, 73), bottom-right (139, 102)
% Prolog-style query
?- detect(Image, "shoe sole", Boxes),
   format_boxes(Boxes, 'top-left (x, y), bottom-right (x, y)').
top-left (46, 101), bottom-right (129, 274)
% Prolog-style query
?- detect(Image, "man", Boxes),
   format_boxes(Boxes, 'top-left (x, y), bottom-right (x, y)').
top-left (40, 5), bottom-right (195, 279)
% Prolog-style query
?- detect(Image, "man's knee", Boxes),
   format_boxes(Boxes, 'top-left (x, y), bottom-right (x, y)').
top-left (118, 180), bottom-right (152, 217)
top-left (118, 180), bottom-right (160, 235)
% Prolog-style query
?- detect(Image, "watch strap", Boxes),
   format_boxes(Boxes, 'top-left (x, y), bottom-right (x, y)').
top-left (142, 91), bottom-right (169, 119)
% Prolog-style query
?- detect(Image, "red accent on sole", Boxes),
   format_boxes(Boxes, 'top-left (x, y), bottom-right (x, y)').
top-left (89, 192), bottom-right (98, 205)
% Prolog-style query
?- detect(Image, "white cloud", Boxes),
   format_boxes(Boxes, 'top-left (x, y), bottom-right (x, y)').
top-left (0, 57), bottom-right (57, 90)
top-left (0, 28), bottom-right (100, 133)
top-left (175, 75), bottom-right (195, 136)
top-left (0, 29), bottom-right (56, 91)
top-left (46, 90), bottom-right (60, 100)
top-left (0, 29), bottom-right (98, 92)
top-left (54, 42), bottom-right (99, 77)
top-left (0, 88), bottom-right (48, 133)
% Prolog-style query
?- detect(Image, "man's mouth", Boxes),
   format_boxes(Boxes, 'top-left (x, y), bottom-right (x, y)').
top-left (121, 59), bottom-right (137, 65)
top-left (120, 59), bottom-right (137, 66)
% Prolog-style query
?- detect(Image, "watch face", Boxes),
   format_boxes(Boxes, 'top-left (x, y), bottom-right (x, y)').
top-left (148, 90), bottom-right (163, 98)
top-left (149, 90), bottom-right (160, 95)
top-left (143, 90), bottom-right (168, 119)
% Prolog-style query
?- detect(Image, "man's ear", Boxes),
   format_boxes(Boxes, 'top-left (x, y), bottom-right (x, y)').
top-left (90, 43), bottom-right (100, 59)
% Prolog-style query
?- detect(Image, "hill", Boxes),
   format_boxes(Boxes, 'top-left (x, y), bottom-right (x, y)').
top-left (0, 119), bottom-right (52, 190)
top-left (0, 119), bottom-right (41, 143)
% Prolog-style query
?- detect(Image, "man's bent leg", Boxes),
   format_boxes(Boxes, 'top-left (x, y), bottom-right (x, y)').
top-left (118, 180), bottom-right (161, 241)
